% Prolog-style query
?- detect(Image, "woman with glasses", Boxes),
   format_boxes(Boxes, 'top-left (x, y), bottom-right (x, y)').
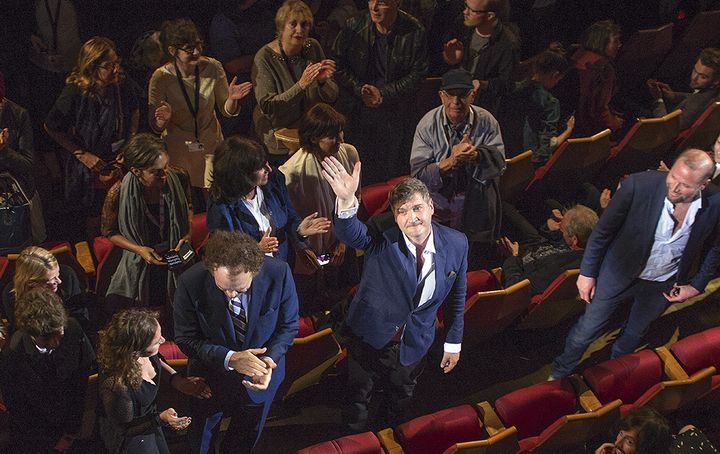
top-left (149, 18), bottom-right (253, 210)
top-left (45, 36), bottom-right (139, 241)
top-left (279, 103), bottom-right (359, 312)
top-left (253, 0), bottom-right (338, 165)
top-left (101, 134), bottom-right (192, 335)
top-left (207, 136), bottom-right (330, 266)
top-left (1, 246), bottom-right (85, 336)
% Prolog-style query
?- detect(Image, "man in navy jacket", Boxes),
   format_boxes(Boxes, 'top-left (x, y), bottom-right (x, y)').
top-left (174, 230), bottom-right (299, 453)
top-left (322, 157), bottom-right (468, 431)
top-left (551, 149), bottom-right (720, 378)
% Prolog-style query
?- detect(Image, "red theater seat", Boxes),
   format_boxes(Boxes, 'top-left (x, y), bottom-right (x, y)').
top-left (669, 327), bottom-right (720, 392)
top-left (295, 432), bottom-right (382, 454)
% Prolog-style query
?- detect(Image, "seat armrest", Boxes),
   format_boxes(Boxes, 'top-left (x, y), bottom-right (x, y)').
top-left (377, 428), bottom-right (404, 454)
top-left (476, 401), bottom-right (505, 435)
top-left (655, 346), bottom-right (690, 380)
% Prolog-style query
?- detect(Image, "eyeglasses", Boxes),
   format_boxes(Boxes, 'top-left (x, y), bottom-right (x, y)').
top-left (97, 61), bottom-right (121, 71)
top-left (441, 89), bottom-right (473, 99)
top-left (177, 41), bottom-right (204, 54)
top-left (464, 1), bottom-right (491, 14)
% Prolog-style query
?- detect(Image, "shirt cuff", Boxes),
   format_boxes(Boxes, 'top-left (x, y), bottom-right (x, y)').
top-left (444, 343), bottom-right (461, 353)
top-left (336, 196), bottom-right (359, 219)
top-left (224, 350), bottom-right (236, 371)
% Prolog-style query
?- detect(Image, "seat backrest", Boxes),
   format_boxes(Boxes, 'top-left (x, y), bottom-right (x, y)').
top-left (582, 350), bottom-right (663, 406)
top-left (461, 279), bottom-right (531, 344)
top-left (282, 327), bottom-right (342, 399)
top-left (395, 404), bottom-right (483, 454)
top-left (529, 129), bottom-right (611, 189)
top-left (360, 182), bottom-right (392, 218)
top-left (676, 102), bottom-right (720, 151)
top-left (517, 269), bottom-right (582, 330)
top-left (499, 150), bottom-right (533, 203)
top-left (615, 23), bottom-right (673, 87)
top-left (611, 110), bottom-right (681, 161)
top-left (494, 378), bottom-right (577, 441)
top-left (446, 427), bottom-right (520, 454)
top-left (191, 212), bottom-right (209, 252)
top-left (670, 327), bottom-right (720, 376)
top-left (295, 432), bottom-right (382, 454)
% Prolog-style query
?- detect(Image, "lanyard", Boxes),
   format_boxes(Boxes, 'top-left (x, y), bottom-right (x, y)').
top-left (278, 40), bottom-right (299, 84)
top-left (44, 0), bottom-right (62, 52)
top-left (174, 62), bottom-right (200, 139)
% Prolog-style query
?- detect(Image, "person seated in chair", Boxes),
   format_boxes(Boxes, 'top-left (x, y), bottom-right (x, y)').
top-left (648, 48), bottom-right (720, 131)
top-left (498, 204), bottom-right (598, 295)
top-left (0, 287), bottom-right (95, 454)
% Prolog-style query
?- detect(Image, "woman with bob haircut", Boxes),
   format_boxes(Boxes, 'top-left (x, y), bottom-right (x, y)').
top-left (2, 246), bottom-right (85, 335)
top-left (97, 308), bottom-right (210, 454)
top-left (149, 18), bottom-right (253, 205)
top-left (252, 0), bottom-right (338, 164)
top-left (0, 287), bottom-right (94, 453)
top-left (279, 103), bottom-right (360, 311)
top-left (101, 133), bottom-right (192, 334)
top-left (206, 135), bottom-right (330, 266)
top-left (45, 36), bottom-right (139, 240)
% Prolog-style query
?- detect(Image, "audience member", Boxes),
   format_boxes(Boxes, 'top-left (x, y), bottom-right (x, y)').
top-left (0, 287), bottom-right (94, 454)
top-left (595, 406), bottom-right (719, 454)
top-left (497, 50), bottom-right (575, 165)
top-left (321, 166), bottom-right (468, 431)
top-left (332, 0), bottom-right (428, 184)
top-left (101, 134), bottom-right (192, 334)
top-left (149, 18), bottom-right (253, 204)
top-left (252, 0), bottom-right (338, 164)
top-left (441, 0), bottom-right (520, 113)
top-left (174, 230), bottom-right (299, 453)
top-left (550, 149), bottom-right (720, 379)
top-left (279, 103), bottom-right (360, 312)
top-left (0, 71), bottom-right (45, 246)
top-left (97, 309), bottom-right (208, 454)
top-left (410, 68), bottom-right (505, 268)
top-left (560, 20), bottom-right (623, 136)
top-left (45, 37), bottom-right (139, 241)
top-left (499, 204), bottom-right (598, 295)
top-left (302, 0), bottom-right (358, 51)
top-left (712, 132), bottom-right (720, 185)
top-left (2, 246), bottom-right (85, 335)
top-left (648, 48), bottom-right (720, 130)
top-left (207, 136), bottom-right (329, 265)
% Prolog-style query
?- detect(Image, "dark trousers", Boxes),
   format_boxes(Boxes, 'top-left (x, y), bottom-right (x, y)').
top-left (551, 277), bottom-right (674, 377)
top-left (189, 386), bottom-right (266, 454)
top-left (344, 339), bottom-right (426, 432)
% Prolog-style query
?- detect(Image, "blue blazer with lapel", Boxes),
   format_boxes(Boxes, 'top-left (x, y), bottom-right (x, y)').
top-left (581, 170), bottom-right (720, 301)
top-left (334, 212), bottom-right (468, 366)
top-left (173, 258), bottom-right (299, 405)
top-left (206, 170), bottom-right (305, 261)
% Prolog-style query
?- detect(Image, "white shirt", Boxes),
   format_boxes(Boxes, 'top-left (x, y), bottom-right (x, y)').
top-left (242, 188), bottom-right (273, 257)
top-left (638, 196), bottom-right (702, 281)
top-left (337, 196), bottom-right (461, 353)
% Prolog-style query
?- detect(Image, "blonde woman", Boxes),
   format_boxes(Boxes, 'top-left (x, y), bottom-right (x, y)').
top-left (45, 36), bottom-right (139, 240)
top-left (252, 0), bottom-right (338, 164)
top-left (97, 309), bottom-right (210, 454)
top-left (149, 18), bottom-right (253, 207)
top-left (2, 246), bottom-right (84, 335)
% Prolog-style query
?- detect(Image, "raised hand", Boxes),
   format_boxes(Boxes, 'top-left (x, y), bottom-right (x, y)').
top-left (258, 227), bottom-right (279, 254)
top-left (154, 101), bottom-right (172, 130)
top-left (317, 59), bottom-right (336, 83)
top-left (321, 156), bottom-right (361, 209)
top-left (443, 39), bottom-right (464, 65)
top-left (298, 212), bottom-right (331, 237)
top-left (228, 77), bottom-right (253, 100)
top-left (299, 62), bottom-right (323, 89)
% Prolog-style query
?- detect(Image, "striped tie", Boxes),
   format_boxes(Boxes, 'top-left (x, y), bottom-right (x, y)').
top-left (229, 294), bottom-right (248, 344)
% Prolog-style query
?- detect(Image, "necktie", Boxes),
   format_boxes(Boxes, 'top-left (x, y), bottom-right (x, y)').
top-left (229, 294), bottom-right (248, 344)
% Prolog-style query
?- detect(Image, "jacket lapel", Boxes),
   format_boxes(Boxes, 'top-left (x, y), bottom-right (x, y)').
top-left (203, 274), bottom-right (239, 348)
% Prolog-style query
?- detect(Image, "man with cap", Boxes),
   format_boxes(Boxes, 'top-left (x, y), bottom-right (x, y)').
top-left (410, 68), bottom-right (505, 268)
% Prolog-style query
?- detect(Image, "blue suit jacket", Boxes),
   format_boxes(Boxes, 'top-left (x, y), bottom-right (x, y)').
top-left (335, 213), bottom-right (468, 366)
top-left (206, 170), bottom-right (305, 261)
top-left (173, 259), bottom-right (299, 405)
top-left (581, 171), bottom-right (720, 300)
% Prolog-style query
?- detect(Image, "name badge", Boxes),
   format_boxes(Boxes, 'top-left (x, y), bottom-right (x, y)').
top-left (186, 141), bottom-right (205, 153)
